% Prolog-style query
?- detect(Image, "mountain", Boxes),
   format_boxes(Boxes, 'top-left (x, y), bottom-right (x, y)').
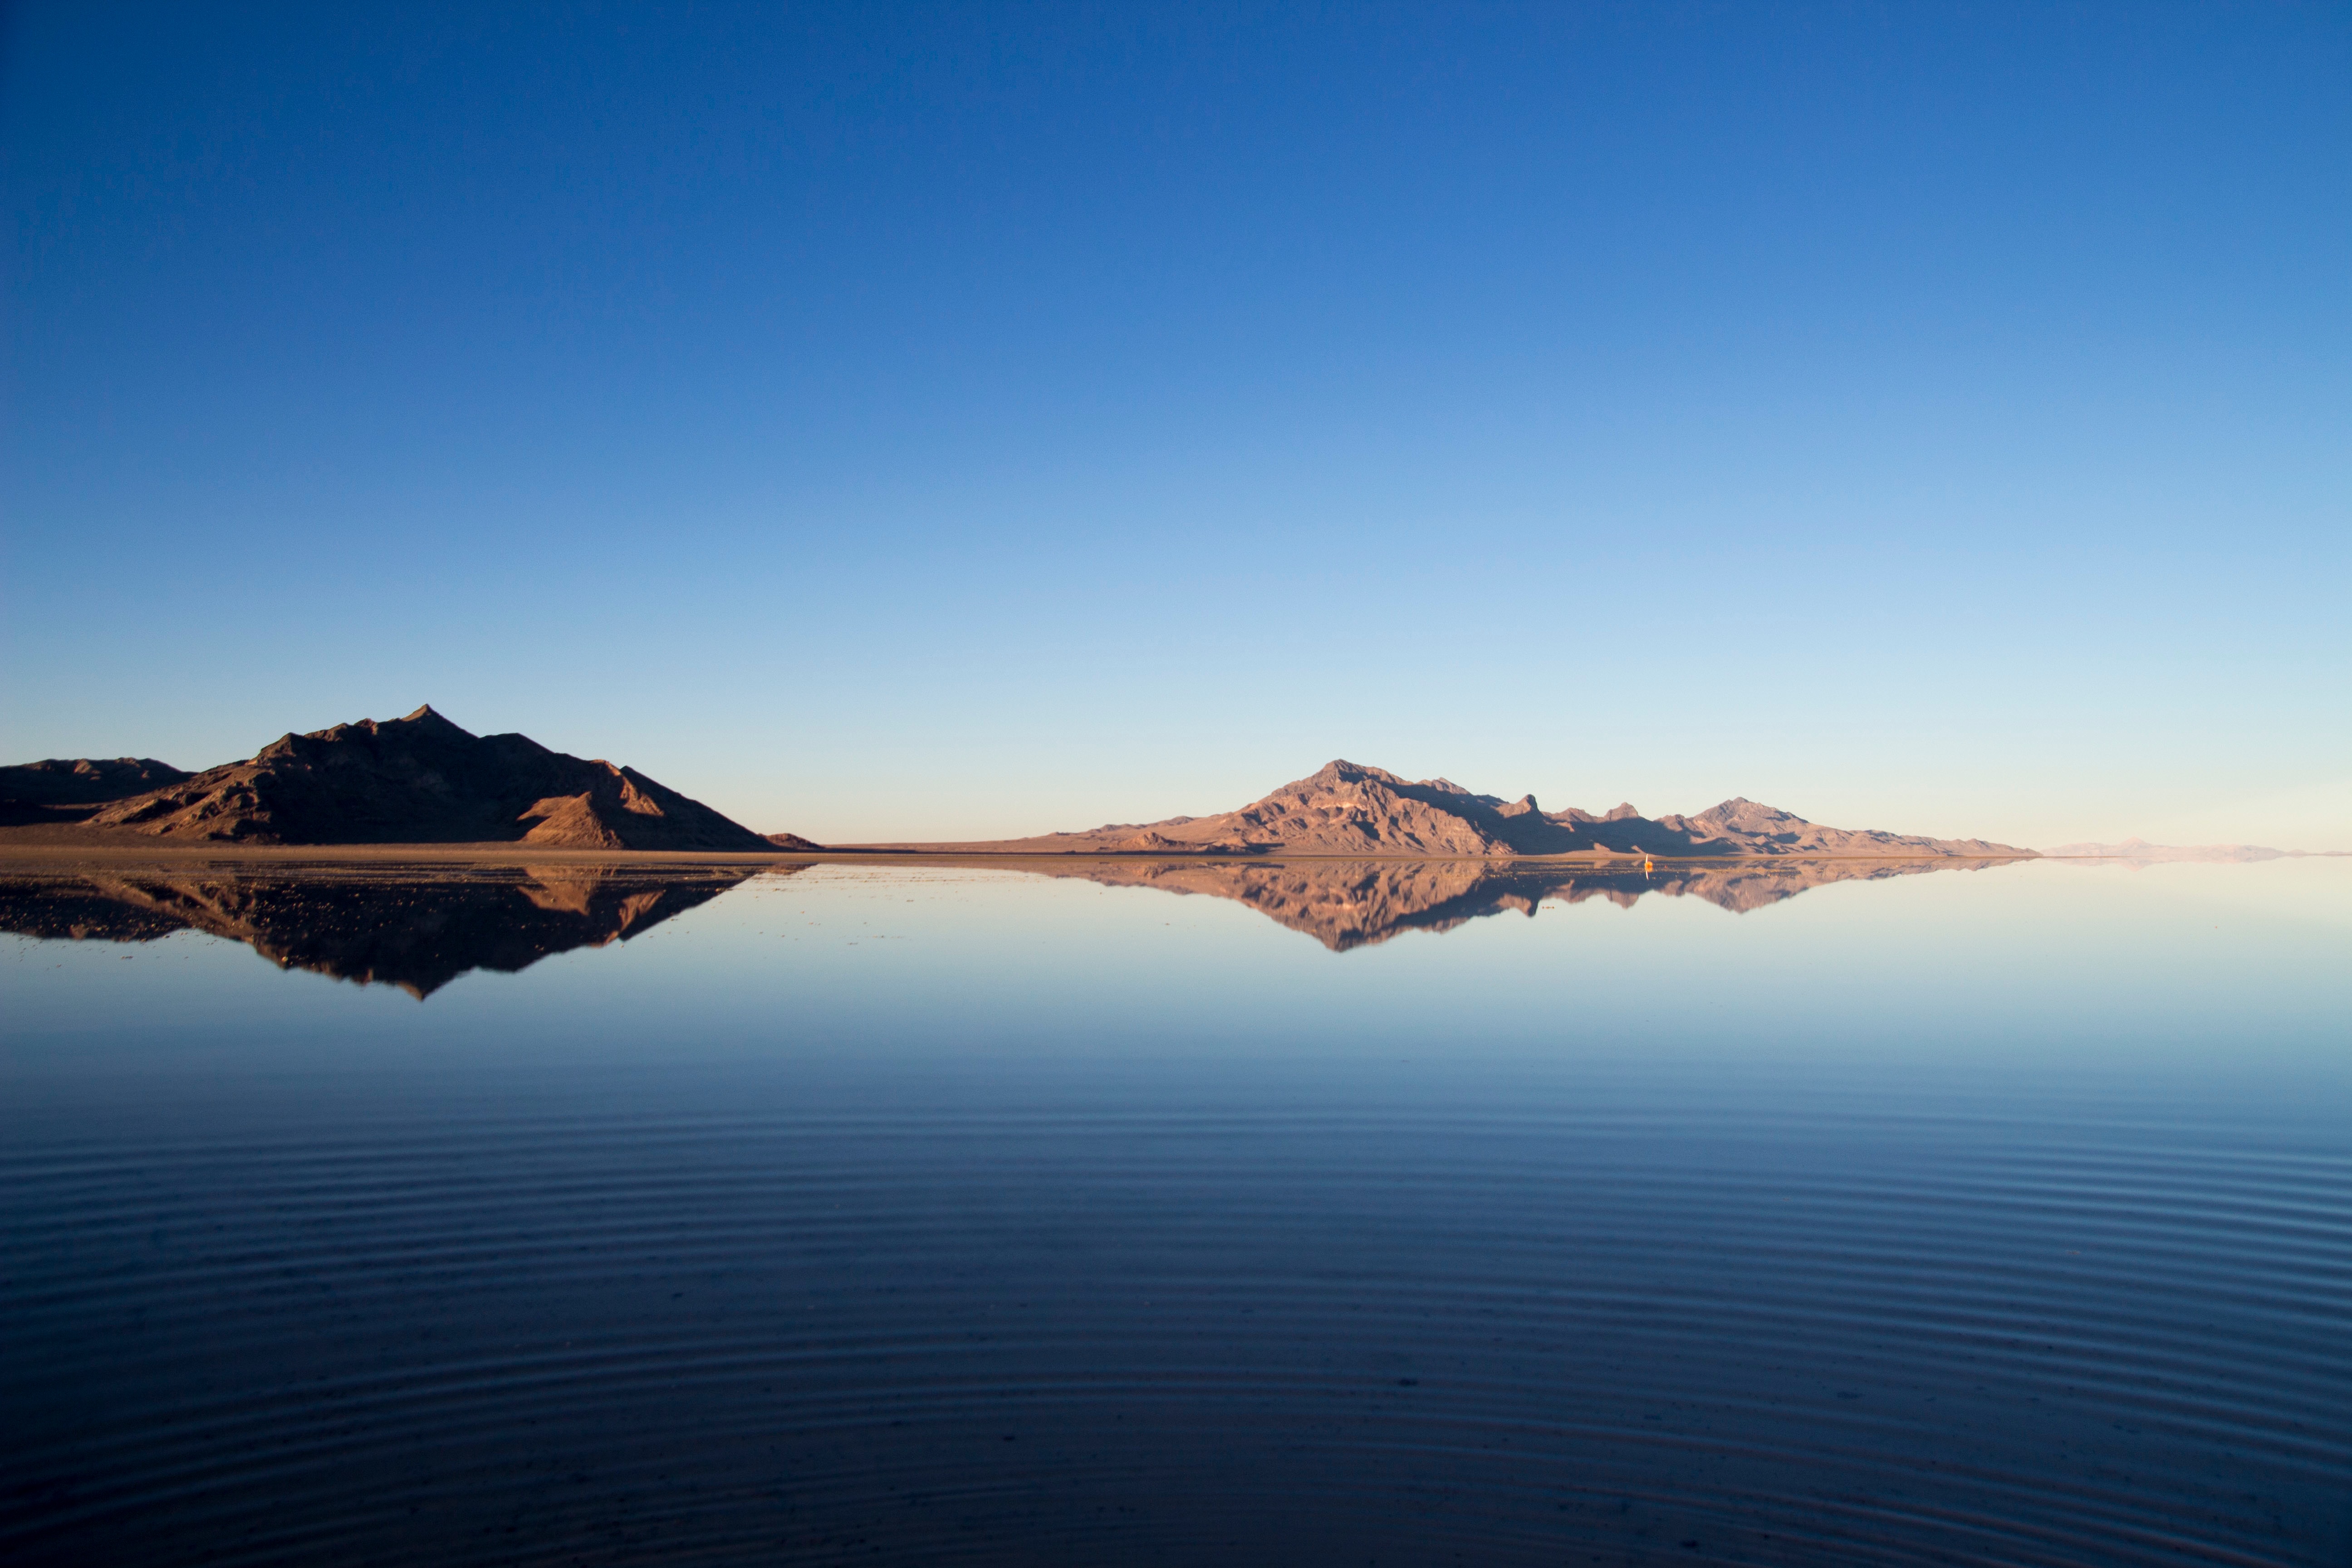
top-left (0, 863), bottom-right (772, 997)
top-left (1050, 856), bottom-right (2021, 951)
top-left (867, 760), bottom-right (2034, 859)
top-left (0, 757), bottom-right (191, 826)
top-left (2041, 838), bottom-right (2345, 864)
top-left (68, 706), bottom-right (779, 850)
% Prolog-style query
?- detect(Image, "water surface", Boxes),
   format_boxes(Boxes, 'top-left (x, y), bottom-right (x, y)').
top-left (4, 856), bottom-right (2347, 1564)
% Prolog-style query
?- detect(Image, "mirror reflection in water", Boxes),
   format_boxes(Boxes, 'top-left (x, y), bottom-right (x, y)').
top-left (0, 862), bottom-right (774, 997)
top-left (1, 855), bottom-right (2346, 1568)
top-left (0, 853), bottom-right (2024, 982)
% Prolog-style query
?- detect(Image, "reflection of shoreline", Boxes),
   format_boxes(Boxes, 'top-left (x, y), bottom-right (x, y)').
top-left (0, 864), bottom-right (780, 998)
top-left (1034, 857), bottom-right (2026, 952)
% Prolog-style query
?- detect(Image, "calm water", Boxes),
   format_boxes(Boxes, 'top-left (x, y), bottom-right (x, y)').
top-left (3, 856), bottom-right (2347, 1565)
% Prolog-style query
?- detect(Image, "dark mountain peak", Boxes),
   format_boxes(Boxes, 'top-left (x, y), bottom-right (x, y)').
top-left (390, 704), bottom-right (478, 742)
top-left (78, 709), bottom-right (776, 850)
top-left (1602, 803), bottom-right (1642, 822)
top-left (253, 706), bottom-right (480, 759)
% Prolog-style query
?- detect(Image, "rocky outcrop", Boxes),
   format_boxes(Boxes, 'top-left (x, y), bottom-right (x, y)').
top-left (76, 706), bottom-right (776, 849)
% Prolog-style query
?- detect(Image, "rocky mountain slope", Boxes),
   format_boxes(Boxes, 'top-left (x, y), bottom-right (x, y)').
top-left (879, 760), bottom-right (2034, 859)
top-left (69, 706), bottom-right (777, 850)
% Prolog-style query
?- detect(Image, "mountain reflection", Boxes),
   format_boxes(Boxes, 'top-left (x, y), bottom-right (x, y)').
top-left (0, 864), bottom-right (773, 997)
top-left (1047, 857), bottom-right (2013, 951)
top-left (0, 855), bottom-right (2028, 984)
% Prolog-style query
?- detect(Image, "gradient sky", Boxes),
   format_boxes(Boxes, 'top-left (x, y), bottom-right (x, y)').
top-left (4, 2), bottom-right (2345, 847)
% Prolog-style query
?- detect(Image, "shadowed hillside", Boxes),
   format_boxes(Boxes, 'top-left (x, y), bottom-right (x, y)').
top-left (0, 758), bottom-right (192, 827)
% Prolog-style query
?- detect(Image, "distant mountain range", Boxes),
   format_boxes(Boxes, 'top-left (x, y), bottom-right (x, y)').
top-left (0, 706), bottom-right (789, 850)
top-left (863, 759), bottom-right (2034, 859)
top-left (23, 720), bottom-right (2322, 862)
top-left (2040, 838), bottom-right (2346, 863)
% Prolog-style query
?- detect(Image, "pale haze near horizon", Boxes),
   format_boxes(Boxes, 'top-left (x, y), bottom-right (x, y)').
top-left (3, 5), bottom-right (2345, 849)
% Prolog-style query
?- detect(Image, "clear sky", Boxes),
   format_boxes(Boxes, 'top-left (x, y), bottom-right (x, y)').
top-left (4, 2), bottom-right (2345, 848)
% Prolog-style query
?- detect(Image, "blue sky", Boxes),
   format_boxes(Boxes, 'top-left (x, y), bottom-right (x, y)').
top-left (4, 2), bottom-right (2345, 846)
